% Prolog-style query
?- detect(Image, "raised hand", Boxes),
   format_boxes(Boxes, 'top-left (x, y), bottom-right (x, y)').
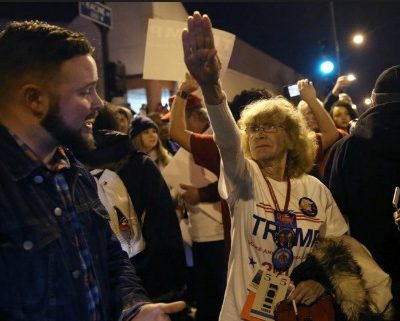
top-left (298, 79), bottom-right (317, 104)
top-left (332, 75), bottom-right (355, 95)
top-left (182, 11), bottom-right (221, 87)
top-left (180, 72), bottom-right (199, 94)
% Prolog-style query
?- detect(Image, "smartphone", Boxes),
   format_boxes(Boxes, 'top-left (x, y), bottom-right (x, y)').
top-left (283, 84), bottom-right (300, 98)
top-left (393, 186), bottom-right (400, 210)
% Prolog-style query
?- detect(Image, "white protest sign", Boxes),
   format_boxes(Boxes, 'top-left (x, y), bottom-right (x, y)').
top-left (143, 18), bottom-right (236, 82)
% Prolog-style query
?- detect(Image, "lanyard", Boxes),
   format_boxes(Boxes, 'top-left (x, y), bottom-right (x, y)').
top-left (265, 176), bottom-right (295, 273)
top-left (264, 176), bottom-right (291, 213)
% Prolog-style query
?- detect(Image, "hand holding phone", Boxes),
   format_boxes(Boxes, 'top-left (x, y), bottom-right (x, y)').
top-left (392, 186), bottom-right (399, 210)
top-left (297, 79), bottom-right (317, 103)
top-left (392, 186), bottom-right (400, 231)
top-left (347, 74), bottom-right (356, 81)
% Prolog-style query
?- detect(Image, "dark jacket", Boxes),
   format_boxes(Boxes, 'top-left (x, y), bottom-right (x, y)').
top-left (91, 130), bottom-right (187, 302)
top-left (323, 91), bottom-right (339, 112)
top-left (323, 102), bottom-right (400, 314)
top-left (0, 126), bottom-right (149, 321)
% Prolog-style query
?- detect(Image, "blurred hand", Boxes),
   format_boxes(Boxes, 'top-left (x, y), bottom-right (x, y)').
top-left (298, 79), bottom-right (317, 103)
top-left (180, 72), bottom-right (199, 94)
top-left (180, 184), bottom-right (201, 205)
top-left (287, 280), bottom-right (325, 305)
top-left (394, 210), bottom-right (400, 231)
top-left (332, 75), bottom-right (354, 95)
top-left (182, 11), bottom-right (221, 86)
top-left (130, 301), bottom-right (186, 321)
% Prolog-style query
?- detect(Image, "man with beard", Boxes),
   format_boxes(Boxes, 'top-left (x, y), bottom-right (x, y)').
top-left (0, 20), bottom-right (185, 321)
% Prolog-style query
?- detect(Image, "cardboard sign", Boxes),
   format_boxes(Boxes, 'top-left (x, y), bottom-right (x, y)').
top-left (143, 18), bottom-right (235, 82)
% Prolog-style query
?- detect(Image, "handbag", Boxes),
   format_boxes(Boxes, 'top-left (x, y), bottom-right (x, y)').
top-left (274, 293), bottom-right (335, 321)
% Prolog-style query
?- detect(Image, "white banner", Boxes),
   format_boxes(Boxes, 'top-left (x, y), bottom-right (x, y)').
top-left (143, 18), bottom-right (236, 82)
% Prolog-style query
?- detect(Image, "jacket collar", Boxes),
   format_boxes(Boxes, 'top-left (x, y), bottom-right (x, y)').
top-left (0, 125), bottom-right (83, 181)
top-left (0, 125), bottom-right (43, 181)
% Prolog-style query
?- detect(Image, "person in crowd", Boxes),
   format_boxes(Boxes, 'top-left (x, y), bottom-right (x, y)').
top-left (77, 105), bottom-right (188, 320)
top-left (182, 12), bottom-right (347, 320)
top-left (167, 79), bottom-right (226, 321)
top-left (181, 11), bottom-right (395, 321)
top-left (148, 111), bottom-right (180, 155)
top-left (168, 73), bottom-right (227, 321)
top-left (130, 116), bottom-right (171, 170)
top-left (329, 99), bottom-right (358, 133)
top-left (324, 65), bottom-right (400, 318)
top-left (297, 78), bottom-right (342, 178)
top-left (169, 74), bottom-right (274, 257)
top-left (0, 20), bottom-right (185, 321)
top-left (114, 105), bottom-right (134, 134)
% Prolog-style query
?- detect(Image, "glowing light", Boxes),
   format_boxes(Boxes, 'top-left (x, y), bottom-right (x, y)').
top-left (364, 98), bottom-right (372, 105)
top-left (319, 60), bottom-right (335, 74)
top-left (347, 74), bottom-right (356, 81)
top-left (353, 34), bottom-right (364, 45)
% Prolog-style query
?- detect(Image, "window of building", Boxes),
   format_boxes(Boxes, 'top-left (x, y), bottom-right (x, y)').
top-left (127, 88), bottom-right (171, 114)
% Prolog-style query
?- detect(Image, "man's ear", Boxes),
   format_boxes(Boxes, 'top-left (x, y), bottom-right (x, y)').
top-left (19, 84), bottom-right (49, 118)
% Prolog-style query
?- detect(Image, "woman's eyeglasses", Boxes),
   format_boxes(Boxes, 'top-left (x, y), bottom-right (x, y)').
top-left (245, 124), bottom-right (284, 135)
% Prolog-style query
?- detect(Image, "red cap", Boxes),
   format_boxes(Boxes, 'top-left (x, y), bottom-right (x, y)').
top-left (163, 93), bottom-right (203, 121)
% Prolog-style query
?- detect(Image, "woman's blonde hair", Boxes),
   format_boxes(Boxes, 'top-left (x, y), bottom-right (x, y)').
top-left (237, 96), bottom-right (317, 178)
top-left (132, 131), bottom-right (171, 167)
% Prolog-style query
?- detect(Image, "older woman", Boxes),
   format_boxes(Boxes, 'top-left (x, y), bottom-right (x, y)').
top-left (182, 12), bottom-right (351, 321)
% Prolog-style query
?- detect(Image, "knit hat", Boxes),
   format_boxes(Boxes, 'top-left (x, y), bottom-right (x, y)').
top-left (372, 65), bottom-right (400, 104)
top-left (161, 93), bottom-right (203, 120)
top-left (374, 65), bottom-right (400, 93)
top-left (129, 116), bottom-right (158, 138)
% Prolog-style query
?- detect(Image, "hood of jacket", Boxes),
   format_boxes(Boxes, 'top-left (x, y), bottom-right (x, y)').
top-left (310, 236), bottom-right (394, 321)
top-left (351, 102), bottom-right (400, 158)
top-left (86, 130), bottom-right (135, 169)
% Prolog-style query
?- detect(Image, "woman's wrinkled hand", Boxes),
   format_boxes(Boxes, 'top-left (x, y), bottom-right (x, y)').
top-left (287, 280), bottom-right (325, 305)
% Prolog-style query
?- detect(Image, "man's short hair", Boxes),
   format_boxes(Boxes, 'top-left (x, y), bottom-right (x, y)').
top-left (0, 20), bottom-right (94, 98)
top-left (185, 107), bottom-right (209, 124)
top-left (229, 88), bottom-right (273, 122)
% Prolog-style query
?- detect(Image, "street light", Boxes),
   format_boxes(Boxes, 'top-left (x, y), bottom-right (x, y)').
top-left (352, 33), bottom-right (365, 45)
top-left (319, 59), bottom-right (335, 75)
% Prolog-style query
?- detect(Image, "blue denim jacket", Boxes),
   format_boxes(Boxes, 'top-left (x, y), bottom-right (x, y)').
top-left (0, 126), bottom-right (150, 321)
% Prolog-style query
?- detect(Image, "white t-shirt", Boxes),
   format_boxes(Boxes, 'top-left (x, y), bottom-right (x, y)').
top-left (186, 126), bottom-right (224, 243)
top-left (203, 95), bottom-right (348, 321)
top-left (218, 159), bottom-right (348, 321)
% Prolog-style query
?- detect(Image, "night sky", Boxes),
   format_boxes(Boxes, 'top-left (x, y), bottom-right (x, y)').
top-left (1, 2), bottom-right (399, 108)
top-left (183, 2), bottom-right (400, 108)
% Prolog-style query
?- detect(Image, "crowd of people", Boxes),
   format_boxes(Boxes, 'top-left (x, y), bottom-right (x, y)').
top-left (0, 11), bottom-right (399, 321)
